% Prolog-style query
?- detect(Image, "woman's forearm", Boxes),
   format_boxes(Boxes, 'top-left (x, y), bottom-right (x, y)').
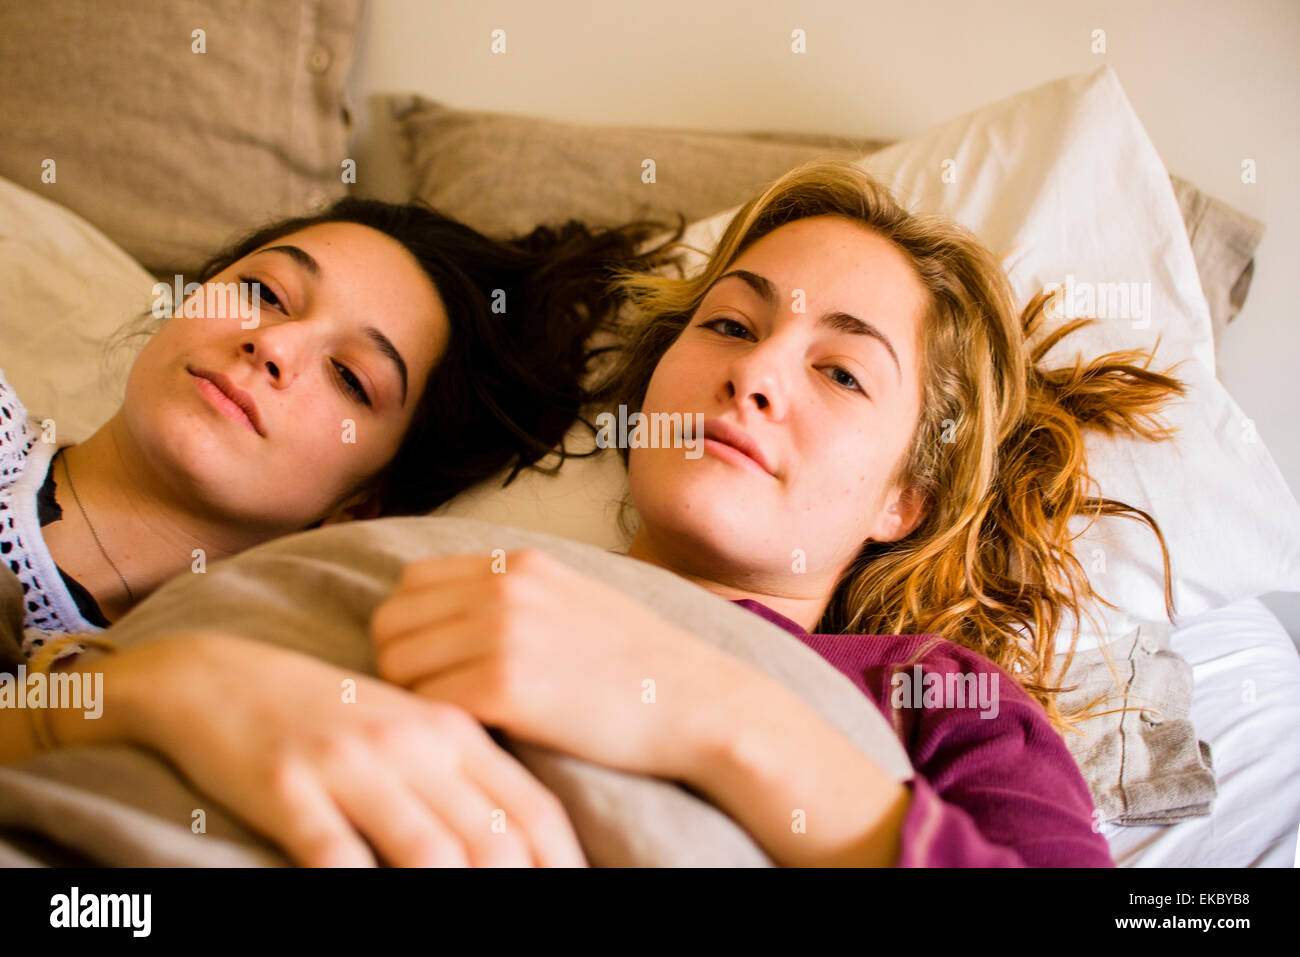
top-left (682, 665), bottom-right (910, 867)
top-left (0, 648), bottom-right (146, 764)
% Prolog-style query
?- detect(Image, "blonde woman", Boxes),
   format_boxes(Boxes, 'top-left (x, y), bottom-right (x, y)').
top-left (369, 160), bottom-right (1184, 866)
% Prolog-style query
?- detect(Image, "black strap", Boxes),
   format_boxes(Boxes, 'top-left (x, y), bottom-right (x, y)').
top-left (36, 450), bottom-right (111, 629)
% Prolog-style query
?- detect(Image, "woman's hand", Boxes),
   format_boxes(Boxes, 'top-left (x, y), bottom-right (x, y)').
top-left (369, 549), bottom-right (760, 781)
top-left (109, 631), bottom-right (588, 868)
top-left (370, 549), bottom-right (910, 866)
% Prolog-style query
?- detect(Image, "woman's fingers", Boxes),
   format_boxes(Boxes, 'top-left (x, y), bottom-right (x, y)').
top-left (320, 719), bottom-right (537, 867)
top-left (395, 553), bottom-right (499, 591)
top-left (381, 717), bottom-right (535, 867)
top-left (373, 550), bottom-right (552, 647)
top-left (370, 575), bottom-right (497, 647)
top-left (389, 706), bottom-right (585, 867)
top-left (462, 730), bottom-right (589, 868)
top-left (401, 768), bottom-right (533, 868)
top-left (256, 755), bottom-right (378, 868)
top-left (158, 633), bottom-right (576, 868)
top-left (317, 738), bottom-right (477, 868)
top-left (374, 613), bottom-right (498, 687)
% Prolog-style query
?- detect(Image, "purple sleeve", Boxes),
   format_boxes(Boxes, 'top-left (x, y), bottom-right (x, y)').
top-left (894, 671), bottom-right (1114, 868)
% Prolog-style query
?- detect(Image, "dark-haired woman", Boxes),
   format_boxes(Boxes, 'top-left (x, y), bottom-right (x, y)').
top-left (3, 198), bottom-right (667, 639)
top-left (0, 198), bottom-right (676, 867)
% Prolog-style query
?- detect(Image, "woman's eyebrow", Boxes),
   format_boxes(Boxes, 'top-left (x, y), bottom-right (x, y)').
top-left (818, 310), bottom-right (901, 379)
top-left (714, 268), bottom-right (779, 306)
top-left (713, 269), bottom-right (901, 379)
top-left (363, 326), bottom-right (408, 406)
top-left (258, 244), bottom-right (321, 277)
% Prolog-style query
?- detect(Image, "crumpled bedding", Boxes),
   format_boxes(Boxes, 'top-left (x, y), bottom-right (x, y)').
top-left (0, 516), bottom-right (913, 867)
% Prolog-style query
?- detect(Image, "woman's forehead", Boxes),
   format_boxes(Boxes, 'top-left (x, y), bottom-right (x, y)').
top-left (249, 222), bottom-right (449, 374)
top-left (723, 218), bottom-right (928, 354)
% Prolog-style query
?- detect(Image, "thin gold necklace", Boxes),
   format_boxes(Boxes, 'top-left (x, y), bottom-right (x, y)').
top-left (57, 448), bottom-right (136, 605)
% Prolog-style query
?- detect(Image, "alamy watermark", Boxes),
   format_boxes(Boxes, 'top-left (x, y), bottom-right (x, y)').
top-left (1043, 274), bottom-right (1153, 329)
top-left (0, 664), bottom-right (103, 719)
top-left (594, 405), bottom-right (704, 458)
top-left (890, 664), bottom-right (1000, 719)
top-left (50, 886), bottom-right (150, 937)
top-left (151, 277), bottom-right (261, 328)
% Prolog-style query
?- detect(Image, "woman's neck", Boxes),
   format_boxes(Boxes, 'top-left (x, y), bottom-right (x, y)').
top-left (41, 416), bottom-right (264, 623)
top-left (623, 527), bottom-right (833, 634)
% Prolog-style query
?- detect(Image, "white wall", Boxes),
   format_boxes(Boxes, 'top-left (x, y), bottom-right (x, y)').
top-left (345, 0), bottom-right (1300, 637)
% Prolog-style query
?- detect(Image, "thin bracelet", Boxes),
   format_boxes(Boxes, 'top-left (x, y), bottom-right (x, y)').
top-left (24, 634), bottom-right (120, 753)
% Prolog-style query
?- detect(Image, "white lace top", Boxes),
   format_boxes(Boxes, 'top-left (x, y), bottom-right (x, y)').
top-left (0, 368), bottom-right (106, 654)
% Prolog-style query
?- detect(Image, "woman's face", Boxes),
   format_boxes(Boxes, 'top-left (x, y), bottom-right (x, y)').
top-left (629, 214), bottom-right (930, 596)
top-left (121, 221), bottom-right (448, 532)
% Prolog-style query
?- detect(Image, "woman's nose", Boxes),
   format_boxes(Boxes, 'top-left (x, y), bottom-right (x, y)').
top-left (722, 345), bottom-right (789, 420)
top-left (240, 341), bottom-right (281, 381)
top-left (240, 332), bottom-right (303, 388)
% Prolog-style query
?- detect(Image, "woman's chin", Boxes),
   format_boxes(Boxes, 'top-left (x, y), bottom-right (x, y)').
top-left (643, 499), bottom-right (774, 564)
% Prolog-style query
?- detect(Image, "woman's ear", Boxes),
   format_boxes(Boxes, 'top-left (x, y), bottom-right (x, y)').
top-left (872, 484), bottom-right (929, 544)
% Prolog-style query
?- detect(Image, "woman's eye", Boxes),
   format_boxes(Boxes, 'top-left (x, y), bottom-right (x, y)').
top-left (333, 361), bottom-right (371, 406)
top-left (238, 275), bottom-right (282, 310)
top-left (824, 365), bottom-right (863, 393)
top-left (703, 317), bottom-right (755, 340)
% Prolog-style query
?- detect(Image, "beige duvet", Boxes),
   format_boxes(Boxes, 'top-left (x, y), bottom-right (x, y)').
top-left (0, 516), bottom-right (914, 867)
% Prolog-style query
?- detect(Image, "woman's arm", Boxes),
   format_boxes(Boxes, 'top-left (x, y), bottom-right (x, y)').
top-left (689, 657), bottom-right (1115, 868)
top-left (680, 665), bottom-right (911, 866)
top-left (1, 634), bottom-right (588, 867)
top-left (556, 638), bottom-right (1096, 868)
top-left (0, 647), bottom-right (139, 765)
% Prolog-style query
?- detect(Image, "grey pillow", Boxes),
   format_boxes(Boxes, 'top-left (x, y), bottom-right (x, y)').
top-left (1169, 175), bottom-right (1267, 343)
top-left (0, 517), bottom-right (912, 867)
top-left (389, 94), bottom-right (879, 238)
top-left (0, 0), bottom-right (363, 279)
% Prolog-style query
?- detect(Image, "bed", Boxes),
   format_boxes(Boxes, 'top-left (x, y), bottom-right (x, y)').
top-left (1, 0), bottom-right (1298, 868)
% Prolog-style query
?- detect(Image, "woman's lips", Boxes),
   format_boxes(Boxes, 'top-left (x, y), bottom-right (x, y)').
top-left (703, 437), bottom-right (772, 476)
top-left (702, 419), bottom-right (777, 477)
top-left (190, 369), bottom-right (264, 436)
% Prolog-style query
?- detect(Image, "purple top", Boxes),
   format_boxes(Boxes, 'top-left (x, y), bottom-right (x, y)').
top-left (732, 599), bottom-right (1114, 867)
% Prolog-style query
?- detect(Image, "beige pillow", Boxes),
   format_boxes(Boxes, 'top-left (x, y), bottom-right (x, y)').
top-left (0, 517), bottom-right (913, 867)
top-left (0, 175), bottom-right (156, 443)
top-left (391, 96), bottom-right (1263, 341)
top-left (0, 0), bottom-right (363, 279)
top-left (391, 94), bottom-right (879, 238)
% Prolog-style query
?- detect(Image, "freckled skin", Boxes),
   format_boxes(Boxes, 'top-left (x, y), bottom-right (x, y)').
top-left (627, 215), bottom-right (932, 605)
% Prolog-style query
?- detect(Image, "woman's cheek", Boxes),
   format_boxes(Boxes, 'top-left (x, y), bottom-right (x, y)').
top-left (648, 344), bottom-right (707, 410)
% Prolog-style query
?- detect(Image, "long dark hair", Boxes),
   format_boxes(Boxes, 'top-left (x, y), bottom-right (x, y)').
top-left (188, 198), bottom-right (683, 515)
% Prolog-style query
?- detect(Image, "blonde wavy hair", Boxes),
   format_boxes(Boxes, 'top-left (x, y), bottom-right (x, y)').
top-left (594, 159), bottom-right (1186, 735)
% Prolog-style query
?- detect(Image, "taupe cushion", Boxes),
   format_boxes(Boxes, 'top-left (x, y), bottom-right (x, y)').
top-left (0, 0), bottom-right (363, 278)
top-left (1170, 175), bottom-right (1266, 342)
top-left (391, 94), bottom-right (879, 238)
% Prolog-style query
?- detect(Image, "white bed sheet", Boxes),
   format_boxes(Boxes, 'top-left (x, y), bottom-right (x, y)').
top-left (1101, 597), bottom-right (1300, 867)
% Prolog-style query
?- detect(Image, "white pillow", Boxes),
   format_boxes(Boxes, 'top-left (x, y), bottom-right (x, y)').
top-left (444, 66), bottom-right (1300, 651)
top-left (0, 175), bottom-right (153, 442)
